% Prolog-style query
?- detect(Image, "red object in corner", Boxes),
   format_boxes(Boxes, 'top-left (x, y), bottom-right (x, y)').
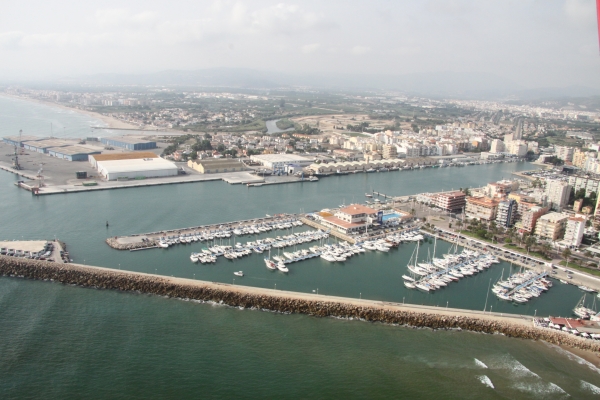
top-left (597, 0), bottom-right (600, 52)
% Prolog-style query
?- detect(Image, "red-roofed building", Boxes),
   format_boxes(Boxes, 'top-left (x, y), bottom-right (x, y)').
top-left (318, 204), bottom-right (378, 234)
top-left (435, 191), bottom-right (466, 213)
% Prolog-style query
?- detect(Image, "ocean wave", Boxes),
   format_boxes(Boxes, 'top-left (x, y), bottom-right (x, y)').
top-left (544, 343), bottom-right (600, 374)
top-left (477, 375), bottom-right (494, 389)
top-left (487, 354), bottom-right (539, 379)
top-left (474, 358), bottom-right (488, 369)
top-left (512, 381), bottom-right (568, 397)
top-left (581, 380), bottom-right (600, 394)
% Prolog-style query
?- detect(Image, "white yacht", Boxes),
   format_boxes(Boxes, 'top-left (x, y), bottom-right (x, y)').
top-left (276, 262), bottom-right (289, 273)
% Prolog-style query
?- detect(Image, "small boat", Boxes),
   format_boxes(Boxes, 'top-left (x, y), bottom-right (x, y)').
top-left (365, 193), bottom-right (373, 198)
top-left (578, 285), bottom-right (596, 293)
top-left (234, 271), bottom-right (244, 277)
top-left (403, 281), bottom-right (416, 289)
top-left (276, 262), bottom-right (289, 273)
top-left (402, 275), bottom-right (415, 282)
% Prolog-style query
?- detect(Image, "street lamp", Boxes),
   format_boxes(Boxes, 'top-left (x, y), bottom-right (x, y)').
top-left (360, 292), bottom-right (362, 299)
top-left (446, 301), bottom-right (449, 309)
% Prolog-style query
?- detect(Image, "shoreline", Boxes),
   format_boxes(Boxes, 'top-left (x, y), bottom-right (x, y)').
top-left (1, 255), bottom-right (599, 367)
top-left (0, 94), bottom-right (152, 131)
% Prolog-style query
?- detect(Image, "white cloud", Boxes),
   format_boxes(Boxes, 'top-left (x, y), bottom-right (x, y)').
top-left (351, 45), bottom-right (370, 55)
top-left (564, 0), bottom-right (596, 26)
top-left (0, 31), bottom-right (25, 48)
top-left (302, 43), bottom-right (320, 54)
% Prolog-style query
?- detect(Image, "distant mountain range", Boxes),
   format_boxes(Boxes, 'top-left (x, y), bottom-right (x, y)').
top-left (11, 67), bottom-right (600, 101)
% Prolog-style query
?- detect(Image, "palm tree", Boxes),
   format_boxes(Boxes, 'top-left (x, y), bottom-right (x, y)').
top-left (541, 242), bottom-right (551, 257)
top-left (562, 248), bottom-right (572, 261)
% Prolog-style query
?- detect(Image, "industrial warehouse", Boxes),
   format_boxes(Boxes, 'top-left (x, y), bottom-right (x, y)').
top-left (100, 136), bottom-right (157, 151)
top-left (90, 152), bottom-right (178, 181)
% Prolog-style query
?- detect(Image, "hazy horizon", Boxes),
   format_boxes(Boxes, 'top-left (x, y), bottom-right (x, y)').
top-left (1, 0), bottom-right (599, 95)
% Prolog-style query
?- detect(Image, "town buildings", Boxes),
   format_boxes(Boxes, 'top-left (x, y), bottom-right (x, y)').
top-left (546, 180), bottom-right (571, 211)
top-left (465, 196), bottom-right (500, 222)
top-left (562, 217), bottom-right (586, 248)
top-left (317, 204), bottom-right (378, 234)
top-left (435, 191), bottom-right (466, 213)
top-left (496, 199), bottom-right (518, 228)
top-left (534, 212), bottom-right (568, 241)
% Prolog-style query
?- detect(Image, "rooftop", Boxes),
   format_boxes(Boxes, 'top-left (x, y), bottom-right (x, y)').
top-left (538, 212), bottom-right (569, 223)
top-left (339, 204), bottom-right (377, 216)
top-left (252, 154), bottom-right (312, 162)
top-left (466, 196), bottom-right (499, 207)
top-left (3, 135), bottom-right (47, 142)
top-left (97, 158), bottom-right (178, 174)
top-left (438, 191), bottom-right (465, 198)
top-left (48, 146), bottom-right (102, 156)
top-left (91, 152), bottom-right (158, 162)
top-left (23, 139), bottom-right (73, 148)
top-left (102, 136), bottom-right (156, 144)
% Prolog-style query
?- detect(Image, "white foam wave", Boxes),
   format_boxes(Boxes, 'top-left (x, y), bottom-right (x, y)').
top-left (474, 358), bottom-right (488, 369)
top-left (581, 380), bottom-right (600, 394)
top-left (477, 375), bottom-right (494, 389)
top-left (487, 354), bottom-right (539, 379)
top-left (513, 381), bottom-right (568, 397)
top-left (545, 343), bottom-right (600, 374)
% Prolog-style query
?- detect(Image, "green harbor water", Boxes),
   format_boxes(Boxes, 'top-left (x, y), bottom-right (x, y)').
top-left (1, 97), bottom-right (599, 398)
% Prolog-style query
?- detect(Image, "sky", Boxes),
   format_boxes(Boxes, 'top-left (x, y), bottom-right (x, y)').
top-left (0, 0), bottom-right (599, 90)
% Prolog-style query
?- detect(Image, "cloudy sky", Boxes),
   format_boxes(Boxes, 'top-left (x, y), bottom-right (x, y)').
top-left (0, 0), bottom-right (598, 90)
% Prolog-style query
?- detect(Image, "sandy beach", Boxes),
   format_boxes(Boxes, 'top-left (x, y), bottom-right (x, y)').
top-left (1, 94), bottom-right (156, 131)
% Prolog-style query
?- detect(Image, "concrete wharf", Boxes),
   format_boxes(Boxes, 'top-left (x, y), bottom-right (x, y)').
top-left (109, 214), bottom-right (303, 250)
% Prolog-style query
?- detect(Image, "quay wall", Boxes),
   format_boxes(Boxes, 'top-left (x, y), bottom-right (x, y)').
top-left (1, 255), bottom-right (599, 355)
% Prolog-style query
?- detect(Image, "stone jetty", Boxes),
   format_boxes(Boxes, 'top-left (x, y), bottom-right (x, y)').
top-left (1, 255), bottom-right (600, 355)
top-left (105, 237), bottom-right (158, 250)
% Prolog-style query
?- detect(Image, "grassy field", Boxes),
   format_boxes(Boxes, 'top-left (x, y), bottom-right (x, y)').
top-left (504, 244), bottom-right (551, 260)
top-left (275, 118), bottom-right (299, 130)
top-left (559, 260), bottom-right (600, 277)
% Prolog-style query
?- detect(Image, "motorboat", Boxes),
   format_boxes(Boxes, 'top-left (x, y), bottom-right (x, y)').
top-left (276, 262), bottom-right (289, 273)
top-left (404, 281), bottom-right (416, 289)
top-left (234, 271), bottom-right (244, 277)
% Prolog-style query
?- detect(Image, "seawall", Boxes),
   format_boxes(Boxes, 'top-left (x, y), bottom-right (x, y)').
top-left (1, 255), bottom-right (599, 355)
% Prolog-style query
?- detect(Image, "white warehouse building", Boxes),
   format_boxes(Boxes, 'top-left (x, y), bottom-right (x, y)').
top-left (250, 154), bottom-right (313, 170)
top-left (96, 158), bottom-right (179, 181)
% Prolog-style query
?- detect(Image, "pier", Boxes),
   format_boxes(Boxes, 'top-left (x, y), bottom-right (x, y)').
top-left (3, 255), bottom-right (600, 356)
top-left (107, 214), bottom-right (303, 250)
top-left (506, 272), bottom-right (549, 296)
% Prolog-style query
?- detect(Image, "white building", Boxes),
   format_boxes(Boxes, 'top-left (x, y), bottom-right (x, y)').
top-left (545, 180), bottom-right (571, 211)
top-left (555, 146), bottom-right (574, 162)
top-left (490, 139), bottom-right (505, 153)
top-left (507, 141), bottom-right (527, 157)
top-left (96, 158), bottom-right (179, 181)
top-left (250, 154), bottom-right (313, 170)
top-left (562, 216), bottom-right (586, 248)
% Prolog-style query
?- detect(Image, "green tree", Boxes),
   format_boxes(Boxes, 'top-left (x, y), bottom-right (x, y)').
top-left (541, 242), bottom-right (551, 257)
top-left (524, 235), bottom-right (537, 252)
top-left (217, 144), bottom-right (226, 153)
top-left (562, 248), bottom-right (572, 260)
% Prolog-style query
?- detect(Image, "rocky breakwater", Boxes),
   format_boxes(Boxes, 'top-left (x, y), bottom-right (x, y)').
top-left (1, 255), bottom-right (600, 355)
top-left (105, 237), bottom-right (157, 250)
